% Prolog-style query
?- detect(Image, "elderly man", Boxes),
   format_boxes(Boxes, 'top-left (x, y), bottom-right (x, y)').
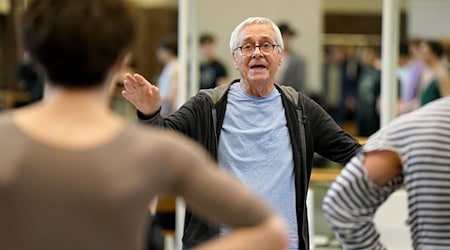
top-left (123, 17), bottom-right (361, 250)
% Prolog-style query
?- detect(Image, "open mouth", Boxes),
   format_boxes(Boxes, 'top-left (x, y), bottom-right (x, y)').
top-left (249, 64), bottom-right (267, 69)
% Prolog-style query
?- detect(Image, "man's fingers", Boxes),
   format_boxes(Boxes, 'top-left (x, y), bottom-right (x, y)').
top-left (123, 79), bottom-right (135, 92)
top-left (134, 73), bottom-right (151, 86)
top-left (125, 73), bottom-right (136, 82)
top-left (121, 90), bottom-right (132, 102)
top-left (150, 84), bottom-right (159, 93)
top-left (121, 90), bottom-right (128, 98)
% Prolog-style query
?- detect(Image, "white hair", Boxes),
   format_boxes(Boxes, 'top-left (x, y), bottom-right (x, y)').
top-left (229, 17), bottom-right (284, 54)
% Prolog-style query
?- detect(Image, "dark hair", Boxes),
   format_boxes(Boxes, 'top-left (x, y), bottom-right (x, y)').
top-left (399, 42), bottom-right (409, 57)
top-left (158, 34), bottom-right (178, 56)
top-left (21, 0), bottom-right (136, 88)
top-left (425, 40), bottom-right (445, 58)
top-left (277, 23), bottom-right (296, 36)
top-left (200, 33), bottom-right (215, 45)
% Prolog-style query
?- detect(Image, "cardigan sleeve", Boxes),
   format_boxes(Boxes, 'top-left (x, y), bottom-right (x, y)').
top-left (302, 93), bottom-right (361, 165)
top-left (137, 93), bottom-right (212, 138)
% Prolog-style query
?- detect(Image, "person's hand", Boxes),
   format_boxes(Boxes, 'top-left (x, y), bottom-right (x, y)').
top-left (122, 73), bottom-right (162, 116)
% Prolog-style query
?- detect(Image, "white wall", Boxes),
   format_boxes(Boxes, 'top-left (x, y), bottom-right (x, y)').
top-left (196, 0), bottom-right (322, 93)
top-left (374, 190), bottom-right (411, 249)
top-left (408, 0), bottom-right (450, 39)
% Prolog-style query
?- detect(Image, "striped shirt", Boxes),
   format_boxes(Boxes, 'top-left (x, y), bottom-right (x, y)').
top-left (323, 97), bottom-right (450, 250)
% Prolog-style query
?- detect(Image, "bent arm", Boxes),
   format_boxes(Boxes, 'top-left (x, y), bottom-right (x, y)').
top-left (322, 151), bottom-right (403, 249)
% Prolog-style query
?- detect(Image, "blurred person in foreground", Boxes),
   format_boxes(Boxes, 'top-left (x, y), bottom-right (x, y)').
top-left (323, 96), bottom-right (450, 249)
top-left (122, 16), bottom-right (361, 250)
top-left (0, 1), bottom-right (289, 250)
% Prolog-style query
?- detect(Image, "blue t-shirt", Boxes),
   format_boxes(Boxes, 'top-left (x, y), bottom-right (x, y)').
top-left (218, 82), bottom-right (298, 249)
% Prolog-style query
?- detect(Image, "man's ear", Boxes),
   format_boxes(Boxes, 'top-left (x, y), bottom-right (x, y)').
top-left (232, 52), bottom-right (238, 70)
top-left (278, 50), bottom-right (283, 66)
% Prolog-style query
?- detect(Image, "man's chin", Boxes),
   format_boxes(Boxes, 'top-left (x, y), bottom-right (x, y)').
top-left (247, 73), bottom-right (270, 82)
top-left (247, 77), bottom-right (272, 85)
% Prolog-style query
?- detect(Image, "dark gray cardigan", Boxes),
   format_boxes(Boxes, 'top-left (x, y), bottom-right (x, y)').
top-left (139, 80), bottom-right (361, 249)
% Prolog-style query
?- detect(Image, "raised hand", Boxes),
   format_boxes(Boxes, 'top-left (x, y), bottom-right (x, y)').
top-left (122, 73), bottom-right (162, 116)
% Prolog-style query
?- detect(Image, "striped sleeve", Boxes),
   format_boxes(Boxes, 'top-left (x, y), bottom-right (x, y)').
top-left (322, 153), bottom-right (403, 250)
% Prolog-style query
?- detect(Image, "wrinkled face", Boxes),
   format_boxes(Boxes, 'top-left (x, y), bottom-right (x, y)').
top-left (232, 24), bottom-right (283, 85)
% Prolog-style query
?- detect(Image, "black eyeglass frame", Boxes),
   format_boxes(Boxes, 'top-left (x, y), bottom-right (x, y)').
top-left (233, 43), bottom-right (281, 56)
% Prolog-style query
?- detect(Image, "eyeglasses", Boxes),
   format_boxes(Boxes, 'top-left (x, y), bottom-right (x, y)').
top-left (234, 43), bottom-right (281, 56)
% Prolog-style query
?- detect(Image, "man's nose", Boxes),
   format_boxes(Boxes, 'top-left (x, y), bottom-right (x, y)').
top-left (252, 46), bottom-right (263, 57)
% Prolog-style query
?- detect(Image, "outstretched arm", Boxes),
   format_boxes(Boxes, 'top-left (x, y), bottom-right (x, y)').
top-left (304, 93), bottom-right (361, 164)
top-left (122, 73), bottom-right (162, 116)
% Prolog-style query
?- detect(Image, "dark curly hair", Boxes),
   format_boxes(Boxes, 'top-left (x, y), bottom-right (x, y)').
top-left (21, 0), bottom-right (137, 88)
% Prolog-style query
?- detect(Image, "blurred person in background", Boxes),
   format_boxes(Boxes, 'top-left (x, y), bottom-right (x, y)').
top-left (397, 42), bottom-right (415, 115)
top-left (156, 34), bottom-right (179, 116)
top-left (199, 33), bottom-right (228, 89)
top-left (15, 52), bottom-right (44, 107)
top-left (396, 39), bottom-right (425, 114)
top-left (322, 45), bottom-right (356, 125)
top-left (0, 1), bottom-right (290, 249)
top-left (355, 46), bottom-right (382, 137)
top-left (275, 22), bottom-right (306, 92)
top-left (417, 40), bottom-right (450, 106)
top-left (108, 58), bottom-right (137, 120)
